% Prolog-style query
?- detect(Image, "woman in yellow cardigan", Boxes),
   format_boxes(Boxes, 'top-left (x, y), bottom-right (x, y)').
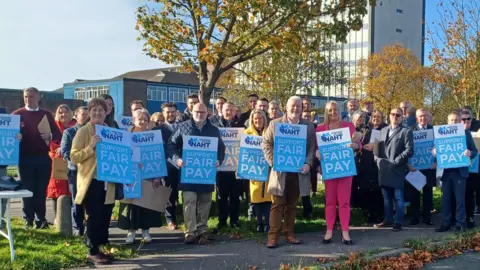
top-left (245, 109), bottom-right (272, 233)
top-left (71, 98), bottom-right (116, 265)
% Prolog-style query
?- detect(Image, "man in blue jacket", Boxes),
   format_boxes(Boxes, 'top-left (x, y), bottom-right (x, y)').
top-left (167, 103), bottom-right (225, 244)
top-left (60, 106), bottom-right (88, 236)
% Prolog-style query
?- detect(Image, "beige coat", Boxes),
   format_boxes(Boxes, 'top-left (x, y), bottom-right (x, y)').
top-left (262, 115), bottom-right (316, 197)
top-left (70, 123), bottom-right (116, 205)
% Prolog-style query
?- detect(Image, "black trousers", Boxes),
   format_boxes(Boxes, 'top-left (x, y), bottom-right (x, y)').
top-left (83, 179), bottom-right (114, 255)
top-left (216, 172), bottom-right (241, 225)
top-left (164, 168), bottom-right (179, 224)
top-left (466, 174), bottom-right (478, 219)
top-left (407, 181), bottom-right (433, 221)
top-left (19, 156), bottom-right (51, 224)
top-left (301, 196), bottom-right (312, 217)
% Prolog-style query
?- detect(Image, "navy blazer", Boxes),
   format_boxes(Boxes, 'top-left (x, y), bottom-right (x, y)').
top-left (456, 129), bottom-right (478, 178)
top-left (0, 107), bottom-right (6, 114)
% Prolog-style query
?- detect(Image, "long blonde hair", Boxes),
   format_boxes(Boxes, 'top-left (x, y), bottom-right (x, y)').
top-left (323, 101), bottom-right (338, 126)
top-left (55, 104), bottom-right (73, 123)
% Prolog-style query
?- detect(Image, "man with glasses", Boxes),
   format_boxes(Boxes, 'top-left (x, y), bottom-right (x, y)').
top-left (153, 102), bottom-right (180, 230)
top-left (374, 108), bottom-right (414, 232)
top-left (406, 108), bottom-right (436, 226)
top-left (435, 111), bottom-right (477, 232)
top-left (177, 94), bottom-right (199, 122)
top-left (460, 110), bottom-right (479, 228)
top-left (167, 103), bottom-right (225, 244)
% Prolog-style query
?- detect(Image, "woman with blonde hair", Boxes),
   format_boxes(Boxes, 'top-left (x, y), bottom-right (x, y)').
top-left (244, 109), bottom-right (272, 233)
top-left (118, 108), bottom-right (163, 244)
top-left (316, 101), bottom-right (361, 245)
top-left (150, 112), bottom-right (165, 127)
top-left (47, 104), bottom-right (76, 224)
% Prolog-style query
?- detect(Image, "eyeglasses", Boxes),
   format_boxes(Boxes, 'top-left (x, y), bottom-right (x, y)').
top-left (390, 113), bottom-right (402, 118)
top-left (462, 117), bottom-right (471, 121)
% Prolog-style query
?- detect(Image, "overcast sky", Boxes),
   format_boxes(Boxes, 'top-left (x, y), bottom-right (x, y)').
top-left (0, 0), bottom-right (439, 91)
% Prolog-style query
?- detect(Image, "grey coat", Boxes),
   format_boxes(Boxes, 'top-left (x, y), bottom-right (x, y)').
top-left (374, 125), bottom-right (414, 189)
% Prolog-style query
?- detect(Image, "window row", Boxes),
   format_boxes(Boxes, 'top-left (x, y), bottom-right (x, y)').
top-left (74, 85), bottom-right (109, 101)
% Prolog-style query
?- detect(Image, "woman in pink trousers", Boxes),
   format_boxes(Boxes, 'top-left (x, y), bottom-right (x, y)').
top-left (316, 101), bottom-right (362, 245)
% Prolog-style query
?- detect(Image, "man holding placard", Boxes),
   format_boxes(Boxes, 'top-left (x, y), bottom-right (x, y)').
top-left (209, 102), bottom-right (244, 232)
top-left (262, 96), bottom-right (315, 248)
top-left (434, 111), bottom-right (477, 232)
top-left (406, 108), bottom-right (436, 226)
top-left (167, 103), bottom-right (225, 244)
top-left (12, 87), bottom-right (61, 229)
top-left (374, 107), bottom-right (414, 232)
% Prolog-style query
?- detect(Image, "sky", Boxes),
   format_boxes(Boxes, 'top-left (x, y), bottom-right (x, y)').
top-left (0, 0), bottom-right (441, 91)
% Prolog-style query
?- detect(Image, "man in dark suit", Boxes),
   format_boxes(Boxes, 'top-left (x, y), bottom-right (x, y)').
top-left (374, 107), bottom-right (414, 231)
top-left (238, 93), bottom-right (258, 125)
top-left (406, 108), bottom-right (436, 226)
top-left (153, 102), bottom-right (180, 230)
top-left (435, 111), bottom-right (478, 232)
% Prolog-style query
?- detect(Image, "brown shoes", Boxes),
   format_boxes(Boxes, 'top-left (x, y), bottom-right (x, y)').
top-left (87, 253), bottom-right (112, 265)
top-left (184, 235), bottom-right (196, 244)
top-left (285, 235), bottom-right (301, 245)
top-left (267, 239), bottom-right (277, 248)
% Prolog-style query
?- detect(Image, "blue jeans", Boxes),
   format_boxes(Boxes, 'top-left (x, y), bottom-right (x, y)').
top-left (381, 187), bottom-right (404, 225)
top-left (441, 170), bottom-right (467, 228)
top-left (253, 202), bottom-right (271, 226)
top-left (68, 169), bottom-right (85, 233)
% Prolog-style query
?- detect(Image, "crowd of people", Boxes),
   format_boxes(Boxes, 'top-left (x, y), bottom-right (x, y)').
top-left (2, 87), bottom-right (480, 265)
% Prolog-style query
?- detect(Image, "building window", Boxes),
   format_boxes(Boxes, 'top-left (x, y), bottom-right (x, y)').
top-left (147, 85), bottom-right (167, 101)
top-left (169, 87), bottom-right (188, 102)
top-left (396, 28), bottom-right (403, 33)
top-left (74, 85), bottom-right (109, 100)
top-left (396, 9), bottom-right (403, 14)
top-left (189, 88), bottom-right (199, 95)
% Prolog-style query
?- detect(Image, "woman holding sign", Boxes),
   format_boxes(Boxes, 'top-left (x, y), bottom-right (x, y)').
top-left (316, 101), bottom-right (361, 245)
top-left (245, 109), bottom-right (272, 233)
top-left (47, 104), bottom-right (75, 225)
top-left (71, 98), bottom-right (116, 265)
top-left (118, 108), bottom-right (162, 244)
top-left (357, 110), bottom-right (387, 223)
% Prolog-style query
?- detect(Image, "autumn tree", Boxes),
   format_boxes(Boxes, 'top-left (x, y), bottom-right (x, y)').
top-left (349, 44), bottom-right (426, 114)
top-left (427, 0), bottom-right (480, 118)
top-left (423, 67), bottom-right (458, 124)
top-left (136, 0), bottom-right (374, 103)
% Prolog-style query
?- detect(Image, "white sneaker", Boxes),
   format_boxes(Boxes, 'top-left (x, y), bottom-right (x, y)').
top-left (142, 229), bottom-right (152, 243)
top-left (125, 231), bottom-right (136, 244)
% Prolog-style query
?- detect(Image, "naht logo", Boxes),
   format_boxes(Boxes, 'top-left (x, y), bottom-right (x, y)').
top-left (321, 131), bottom-right (343, 142)
top-left (220, 129), bottom-right (239, 138)
top-left (100, 128), bottom-right (124, 141)
top-left (132, 133), bottom-right (154, 143)
top-left (188, 137), bottom-right (211, 148)
top-left (438, 126), bottom-right (458, 135)
top-left (121, 118), bottom-right (133, 127)
top-left (0, 116), bottom-right (12, 126)
top-left (279, 125), bottom-right (300, 135)
top-left (414, 131), bottom-right (427, 140)
top-left (245, 136), bottom-right (262, 146)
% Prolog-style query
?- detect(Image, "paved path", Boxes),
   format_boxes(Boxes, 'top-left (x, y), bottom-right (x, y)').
top-left (424, 251), bottom-right (480, 269)
top-left (9, 200), bottom-right (479, 270)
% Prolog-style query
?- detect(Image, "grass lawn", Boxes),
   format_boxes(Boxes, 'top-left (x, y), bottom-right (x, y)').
top-left (0, 219), bottom-right (135, 270)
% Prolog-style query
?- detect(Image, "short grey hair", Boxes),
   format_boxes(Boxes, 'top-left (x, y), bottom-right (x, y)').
top-left (287, 96), bottom-right (302, 104)
top-left (23, 87), bottom-right (39, 94)
top-left (132, 108), bottom-right (150, 122)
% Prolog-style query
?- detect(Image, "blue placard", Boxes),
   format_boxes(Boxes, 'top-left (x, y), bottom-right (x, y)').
top-left (180, 135), bottom-right (218, 185)
top-left (132, 130), bottom-right (168, 179)
top-left (218, 128), bottom-right (244, 171)
top-left (317, 127), bottom-right (356, 180)
top-left (0, 114), bottom-right (20, 165)
top-left (469, 154), bottom-right (479, 173)
top-left (237, 134), bottom-right (269, 181)
top-left (117, 116), bottom-right (133, 130)
top-left (124, 162), bottom-right (142, 199)
top-left (273, 123), bottom-right (307, 173)
top-left (433, 124), bottom-right (469, 169)
top-left (95, 125), bottom-right (133, 184)
top-left (409, 130), bottom-right (435, 170)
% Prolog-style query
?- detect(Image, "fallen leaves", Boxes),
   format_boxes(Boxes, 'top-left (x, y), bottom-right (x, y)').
top-left (229, 232), bottom-right (243, 239)
top-left (279, 263), bottom-right (291, 270)
top-left (248, 265), bottom-right (258, 270)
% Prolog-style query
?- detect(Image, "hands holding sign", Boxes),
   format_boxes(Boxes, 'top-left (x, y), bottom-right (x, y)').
top-left (90, 135), bottom-right (101, 149)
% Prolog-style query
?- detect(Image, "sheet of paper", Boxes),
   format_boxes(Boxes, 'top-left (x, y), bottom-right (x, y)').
top-left (369, 129), bottom-right (381, 144)
top-left (406, 170), bottom-right (426, 191)
top-left (132, 181), bottom-right (171, 212)
top-left (37, 115), bottom-right (51, 146)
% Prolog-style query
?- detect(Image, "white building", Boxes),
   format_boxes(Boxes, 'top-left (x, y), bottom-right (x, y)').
top-left (320, 0), bottom-right (425, 98)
